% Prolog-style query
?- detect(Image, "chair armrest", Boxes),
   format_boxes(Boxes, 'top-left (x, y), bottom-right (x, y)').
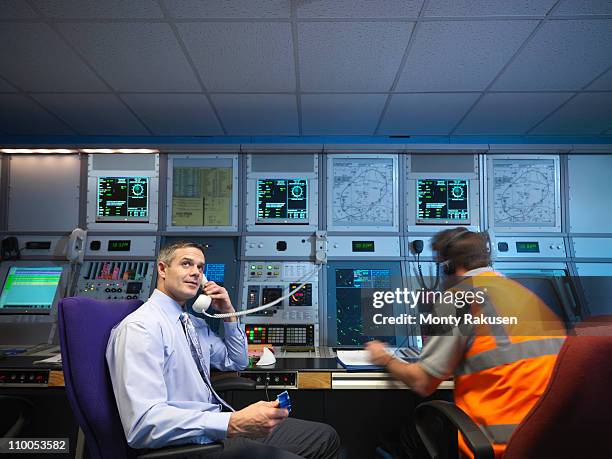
top-left (136, 442), bottom-right (223, 458)
top-left (415, 400), bottom-right (494, 459)
top-left (212, 376), bottom-right (256, 392)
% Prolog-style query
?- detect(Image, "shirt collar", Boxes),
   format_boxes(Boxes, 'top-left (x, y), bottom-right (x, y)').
top-left (463, 266), bottom-right (496, 277)
top-left (151, 289), bottom-right (186, 323)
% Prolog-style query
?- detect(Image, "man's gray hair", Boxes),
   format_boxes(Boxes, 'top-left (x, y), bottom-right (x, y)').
top-left (157, 241), bottom-right (205, 266)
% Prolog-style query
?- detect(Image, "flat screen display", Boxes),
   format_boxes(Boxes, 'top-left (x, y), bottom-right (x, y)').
top-left (417, 179), bottom-right (469, 224)
top-left (97, 176), bottom-right (149, 222)
top-left (256, 179), bottom-right (308, 224)
top-left (0, 266), bottom-right (63, 314)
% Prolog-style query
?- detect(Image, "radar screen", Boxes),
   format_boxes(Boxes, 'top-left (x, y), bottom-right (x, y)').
top-left (334, 269), bottom-right (395, 346)
top-left (289, 283), bottom-right (312, 306)
top-left (256, 179), bottom-right (308, 223)
top-left (417, 179), bottom-right (469, 224)
top-left (97, 177), bottom-right (149, 222)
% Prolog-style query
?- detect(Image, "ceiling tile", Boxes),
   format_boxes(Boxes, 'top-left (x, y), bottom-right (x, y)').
top-left (299, 22), bottom-right (414, 91)
top-left (378, 93), bottom-right (479, 135)
top-left (122, 94), bottom-right (223, 135)
top-left (211, 94), bottom-right (298, 135)
top-left (0, 23), bottom-right (107, 91)
top-left (30, 0), bottom-right (163, 18)
top-left (0, 94), bottom-right (73, 135)
top-left (59, 23), bottom-right (201, 92)
top-left (297, 0), bottom-right (423, 18)
top-left (163, 0), bottom-right (290, 18)
top-left (301, 94), bottom-right (387, 135)
top-left (454, 92), bottom-right (572, 134)
top-left (587, 66), bottom-right (612, 90)
top-left (0, 78), bottom-right (17, 92)
top-left (0, 0), bottom-right (37, 18)
top-left (397, 20), bottom-right (537, 91)
top-left (33, 94), bottom-right (149, 135)
top-left (178, 23), bottom-right (295, 91)
top-left (424, 0), bottom-right (557, 17)
top-left (530, 93), bottom-right (612, 135)
top-left (553, 0), bottom-right (612, 16)
top-left (494, 19), bottom-right (612, 90)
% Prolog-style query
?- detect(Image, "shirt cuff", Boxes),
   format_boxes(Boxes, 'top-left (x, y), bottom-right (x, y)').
top-left (223, 321), bottom-right (244, 336)
top-left (203, 411), bottom-right (232, 441)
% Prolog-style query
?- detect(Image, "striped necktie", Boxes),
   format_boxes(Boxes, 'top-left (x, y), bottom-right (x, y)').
top-left (179, 312), bottom-right (234, 412)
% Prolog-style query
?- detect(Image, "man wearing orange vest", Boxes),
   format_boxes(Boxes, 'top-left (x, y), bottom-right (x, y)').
top-left (367, 228), bottom-right (566, 459)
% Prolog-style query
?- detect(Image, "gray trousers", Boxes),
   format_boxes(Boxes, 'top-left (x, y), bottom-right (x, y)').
top-left (215, 418), bottom-right (340, 459)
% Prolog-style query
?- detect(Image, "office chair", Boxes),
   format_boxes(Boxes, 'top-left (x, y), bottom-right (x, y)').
top-left (0, 396), bottom-right (33, 437)
top-left (414, 335), bottom-right (612, 459)
top-left (58, 297), bottom-right (254, 459)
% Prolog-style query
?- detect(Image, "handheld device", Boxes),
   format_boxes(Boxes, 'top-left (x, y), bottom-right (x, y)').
top-left (276, 391), bottom-right (291, 413)
top-left (66, 228), bottom-right (87, 264)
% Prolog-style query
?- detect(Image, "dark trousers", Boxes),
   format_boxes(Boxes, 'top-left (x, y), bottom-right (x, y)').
top-left (213, 418), bottom-right (340, 459)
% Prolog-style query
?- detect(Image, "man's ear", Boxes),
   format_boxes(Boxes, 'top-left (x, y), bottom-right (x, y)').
top-left (157, 261), bottom-right (167, 280)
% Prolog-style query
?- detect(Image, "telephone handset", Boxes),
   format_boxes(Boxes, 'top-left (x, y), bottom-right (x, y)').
top-left (192, 274), bottom-right (213, 313)
top-left (66, 228), bottom-right (87, 264)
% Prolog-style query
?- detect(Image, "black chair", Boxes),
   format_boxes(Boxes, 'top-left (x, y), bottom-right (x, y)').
top-left (58, 297), bottom-right (254, 459)
top-left (0, 395), bottom-right (33, 437)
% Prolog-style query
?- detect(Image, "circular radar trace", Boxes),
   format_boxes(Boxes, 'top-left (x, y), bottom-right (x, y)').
top-left (290, 185), bottom-right (304, 198)
top-left (131, 183), bottom-right (145, 196)
top-left (451, 186), bottom-right (464, 198)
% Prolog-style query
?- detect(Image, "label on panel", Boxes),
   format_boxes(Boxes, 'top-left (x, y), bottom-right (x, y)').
top-left (492, 159), bottom-right (557, 228)
top-left (331, 157), bottom-right (394, 227)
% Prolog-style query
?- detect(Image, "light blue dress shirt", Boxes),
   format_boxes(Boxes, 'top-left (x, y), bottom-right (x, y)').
top-left (106, 289), bottom-right (248, 449)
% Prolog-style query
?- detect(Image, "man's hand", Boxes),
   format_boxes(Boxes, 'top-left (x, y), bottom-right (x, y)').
top-left (227, 400), bottom-right (288, 438)
top-left (203, 281), bottom-right (236, 321)
top-left (365, 340), bottom-right (393, 366)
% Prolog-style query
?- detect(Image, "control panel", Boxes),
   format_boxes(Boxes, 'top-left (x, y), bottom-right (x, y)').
top-left (76, 261), bottom-right (154, 301)
top-left (0, 369), bottom-right (50, 387)
top-left (493, 237), bottom-right (567, 259)
top-left (242, 261), bottom-right (319, 346)
top-left (246, 324), bottom-right (315, 348)
top-left (239, 371), bottom-right (297, 389)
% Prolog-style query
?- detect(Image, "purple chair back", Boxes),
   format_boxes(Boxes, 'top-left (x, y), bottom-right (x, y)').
top-left (58, 297), bottom-right (143, 459)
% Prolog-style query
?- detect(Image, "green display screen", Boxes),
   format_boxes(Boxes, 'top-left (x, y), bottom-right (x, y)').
top-left (108, 240), bottom-right (131, 252)
top-left (516, 241), bottom-right (539, 253)
top-left (352, 241), bottom-right (375, 252)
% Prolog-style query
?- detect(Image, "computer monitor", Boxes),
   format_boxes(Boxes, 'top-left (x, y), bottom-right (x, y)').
top-left (0, 266), bottom-right (63, 315)
top-left (96, 176), bottom-right (149, 222)
top-left (256, 178), bottom-right (308, 224)
top-left (416, 179), bottom-right (469, 225)
top-left (205, 263), bottom-right (226, 287)
top-left (327, 262), bottom-right (405, 347)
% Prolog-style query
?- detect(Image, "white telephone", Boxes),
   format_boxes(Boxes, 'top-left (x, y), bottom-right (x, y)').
top-left (66, 228), bottom-right (87, 264)
top-left (192, 274), bottom-right (213, 313)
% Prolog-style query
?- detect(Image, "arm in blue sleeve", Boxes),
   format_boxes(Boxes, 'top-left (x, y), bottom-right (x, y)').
top-left (106, 322), bottom-right (231, 449)
top-left (196, 320), bottom-right (248, 371)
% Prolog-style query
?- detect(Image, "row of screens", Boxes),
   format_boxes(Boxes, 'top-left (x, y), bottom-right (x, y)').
top-left (97, 175), bottom-right (469, 225)
top-left (0, 264), bottom-right (572, 351)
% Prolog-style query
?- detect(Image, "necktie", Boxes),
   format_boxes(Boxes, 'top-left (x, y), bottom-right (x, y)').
top-left (179, 312), bottom-right (234, 412)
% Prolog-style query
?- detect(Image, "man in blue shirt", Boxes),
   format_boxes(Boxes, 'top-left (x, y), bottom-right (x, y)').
top-left (107, 241), bottom-right (339, 459)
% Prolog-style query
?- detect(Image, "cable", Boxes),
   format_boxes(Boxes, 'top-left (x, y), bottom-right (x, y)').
top-left (200, 264), bottom-right (323, 319)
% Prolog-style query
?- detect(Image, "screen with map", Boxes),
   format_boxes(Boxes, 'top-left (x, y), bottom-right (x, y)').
top-left (331, 157), bottom-right (395, 227)
top-left (492, 159), bottom-right (557, 228)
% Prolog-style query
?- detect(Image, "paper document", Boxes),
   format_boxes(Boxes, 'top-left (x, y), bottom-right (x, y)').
top-left (33, 353), bottom-right (62, 365)
top-left (336, 350), bottom-right (378, 367)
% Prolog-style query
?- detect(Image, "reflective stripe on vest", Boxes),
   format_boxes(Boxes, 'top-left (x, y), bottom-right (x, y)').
top-left (456, 337), bottom-right (565, 376)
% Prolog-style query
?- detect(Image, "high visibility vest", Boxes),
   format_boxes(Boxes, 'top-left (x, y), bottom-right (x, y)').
top-left (452, 271), bottom-right (566, 458)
